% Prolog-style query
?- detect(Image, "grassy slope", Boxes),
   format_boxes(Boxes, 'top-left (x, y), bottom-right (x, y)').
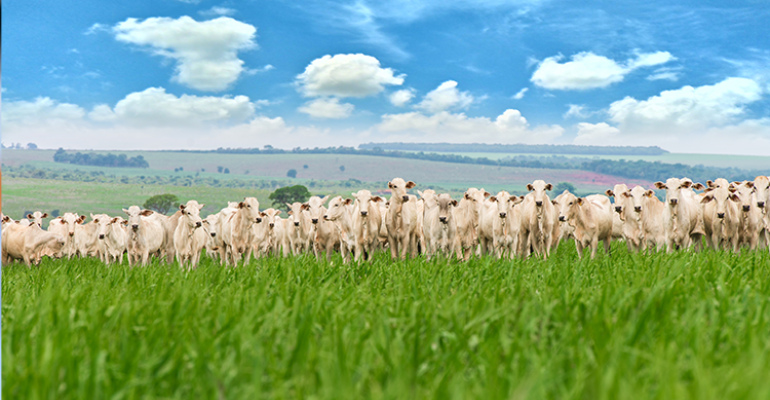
top-left (3, 245), bottom-right (770, 399)
top-left (1, 149), bottom-right (653, 192)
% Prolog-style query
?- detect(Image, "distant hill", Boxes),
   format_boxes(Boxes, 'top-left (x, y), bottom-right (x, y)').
top-left (358, 142), bottom-right (669, 156)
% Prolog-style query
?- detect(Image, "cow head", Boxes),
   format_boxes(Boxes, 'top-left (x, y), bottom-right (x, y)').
top-left (552, 191), bottom-right (577, 223)
top-left (388, 178), bottom-right (416, 203)
top-left (352, 190), bottom-right (382, 218)
top-left (527, 180), bottom-right (552, 208)
top-left (180, 201), bottom-right (205, 230)
top-left (324, 196), bottom-right (352, 222)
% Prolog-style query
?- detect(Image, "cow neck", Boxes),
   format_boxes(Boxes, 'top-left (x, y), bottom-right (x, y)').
top-left (234, 208), bottom-right (255, 235)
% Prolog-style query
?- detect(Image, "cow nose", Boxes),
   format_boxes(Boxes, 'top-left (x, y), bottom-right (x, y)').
top-left (312, 218), bottom-right (318, 224)
top-left (559, 216), bottom-right (565, 222)
top-left (615, 206), bottom-right (622, 213)
top-left (499, 212), bottom-right (506, 218)
top-left (402, 195), bottom-right (409, 202)
top-left (758, 201), bottom-right (765, 208)
top-left (360, 211), bottom-right (368, 216)
top-left (717, 213), bottom-right (725, 219)
top-left (294, 222), bottom-right (300, 227)
top-left (196, 221), bottom-right (202, 228)
top-left (256, 218), bottom-right (262, 223)
top-left (439, 217), bottom-right (447, 223)
top-left (211, 232), bottom-right (216, 237)
top-left (99, 234), bottom-right (105, 239)
top-left (743, 205), bottom-right (751, 212)
top-left (669, 199), bottom-right (678, 206)
top-left (132, 224), bottom-right (139, 230)
top-left (535, 201), bottom-right (543, 207)
top-left (69, 232), bottom-right (75, 236)
top-left (634, 206), bottom-right (642, 212)
top-left (269, 223), bottom-right (274, 228)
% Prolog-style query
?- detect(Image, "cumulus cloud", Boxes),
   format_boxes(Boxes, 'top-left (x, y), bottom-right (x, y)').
top-left (608, 77), bottom-right (762, 129)
top-left (298, 98), bottom-right (355, 119)
top-left (512, 87), bottom-right (528, 100)
top-left (389, 89), bottom-right (415, 107)
top-left (2, 97), bottom-right (86, 127)
top-left (375, 109), bottom-right (563, 144)
top-left (88, 87), bottom-right (256, 126)
top-left (415, 80), bottom-right (474, 113)
top-left (297, 53), bottom-right (404, 98)
top-left (574, 122), bottom-right (620, 144)
top-left (531, 51), bottom-right (675, 90)
top-left (199, 6), bottom-right (237, 17)
top-left (113, 16), bottom-right (257, 92)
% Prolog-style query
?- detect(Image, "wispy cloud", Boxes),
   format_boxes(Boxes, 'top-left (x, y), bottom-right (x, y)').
top-left (199, 6), bottom-right (237, 18)
top-left (512, 87), bottom-right (528, 100)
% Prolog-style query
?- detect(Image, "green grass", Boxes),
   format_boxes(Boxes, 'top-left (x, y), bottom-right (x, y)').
top-left (4, 244), bottom-right (770, 399)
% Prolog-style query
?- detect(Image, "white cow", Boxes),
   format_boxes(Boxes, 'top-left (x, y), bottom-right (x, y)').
top-left (385, 178), bottom-right (420, 260)
top-left (564, 195), bottom-right (614, 259)
top-left (96, 216), bottom-right (128, 264)
top-left (324, 197), bottom-right (357, 263)
top-left (352, 190), bottom-right (384, 261)
top-left (423, 193), bottom-right (461, 260)
top-left (2, 222), bottom-right (66, 266)
top-left (305, 196), bottom-right (340, 261)
top-left (553, 190), bottom-right (577, 244)
top-left (221, 197), bottom-right (262, 266)
top-left (654, 178), bottom-right (706, 252)
top-left (202, 214), bottom-right (221, 260)
top-left (733, 182), bottom-right (763, 251)
top-left (47, 213), bottom-right (86, 258)
top-left (123, 206), bottom-right (167, 267)
top-left (700, 181), bottom-right (741, 251)
top-left (489, 191), bottom-right (523, 259)
top-left (752, 176), bottom-right (770, 249)
top-left (174, 201), bottom-right (207, 268)
top-left (26, 211), bottom-right (48, 228)
top-left (287, 202), bottom-right (313, 255)
top-left (519, 180), bottom-right (556, 259)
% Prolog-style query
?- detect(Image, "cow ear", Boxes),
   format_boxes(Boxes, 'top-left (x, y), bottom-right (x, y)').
top-left (344, 198), bottom-right (352, 206)
top-left (301, 203), bottom-right (310, 210)
top-left (288, 210), bottom-right (293, 215)
top-left (483, 191), bottom-right (492, 198)
top-left (90, 213), bottom-right (96, 219)
top-left (417, 190), bottom-right (424, 197)
top-left (700, 196), bottom-right (713, 204)
top-left (198, 204), bottom-right (205, 210)
top-left (728, 186), bottom-right (737, 193)
top-left (320, 196), bottom-right (330, 204)
top-left (180, 204), bottom-right (186, 210)
top-left (371, 196), bottom-right (382, 203)
top-left (405, 181), bottom-right (416, 189)
top-left (605, 190), bottom-right (614, 197)
top-left (238, 202), bottom-right (245, 209)
top-left (545, 183), bottom-right (553, 191)
top-left (729, 194), bottom-right (741, 202)
top-left (512, 196), bottom-right (522, 203)
top-left (745, 181), bottom-right (755, 188)
top-left (464, 193), bottom-right (471, 200)
top-left (704, 187), bottom-right (714, 193)
top-left (275, 210), bottom-right (282, 215)
top-left (577, 197), bottom-right (584, 205)
top-left (692, 182), bottom-right (704, 190)
top-left (622, 192), bottom-right (632, 198)
top-left (42, 213), bottom-right (48, 218)
top-left (111, 217), bottom-right (119, 223)
top-left (123, 208), bottom-right (130, 215)
top-left (645, 190), bottom-right (655, 198)
top-left (388, 181), bottom-right (393, 189)
top-left (551, 200), bottom-right (558, 205)
top-left (260, 212), bottom-right (267, 217)
top-left (93, 218), bottom-right (100, 224)
top-left (451, 200), bottom-right (459, 207)
top-left (706, 180), bottom-right (715, 188)
top-left (60, 219), bottom-right (67, 225)
top-left (286, 202), bottom-right (293, 209)
top-left (78, 215), bottom-right (87, 223)
top-left (26, 214), bottom-right (33, 219)
top-left (526, 184), bottom-right (534, 191)
top-left (141, 210), bottom-right (154, 216)
top-left (654, 182), bottom-right (666, 189)
top-left (731, 181), bottom-right (741, 187)
top-left (489, 196), bottom-right (497, 202)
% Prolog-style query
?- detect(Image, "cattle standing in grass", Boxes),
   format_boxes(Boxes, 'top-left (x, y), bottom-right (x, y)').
top-left (654, 178), bottom-right (706, 252)
top-left (174, 201), bottom-right (207, 268)
top-left (564, 195), bottom-right (614, 259)
top-left (733, 182), bottom-right (763, 251)
top-left (423, 193), bottom-right (461, 260)
top-left (385, 178), bottom-right (420, 260)
top-left (2, 221), bottom-right (66, 266)
top-left (96, 216), bottom-right (128, 264)
top-left (47, 213), bottom-right (86, 258)
top-left (519, 180), bottom-right (556, 259)
top-left (553, 190), bottom-right (577, 244)
top-left (26, 211), bottom-right (48, 228)
top-left (324, 197), bottom-right (356, 263)
top-left (352, 190), bottom-right (383, 261)
top-left (701, 180), bottom-right (741, 251)
top-left (123, 206), bottom-right (167, 267)
top-left (489, 191), bottom-right (524, 259)
top-left (287, 202), bottom-right (313, 255)
top-left (305, 196), bottom-right (340, 261)
top-left (220, 197), bottom-right (262, 266)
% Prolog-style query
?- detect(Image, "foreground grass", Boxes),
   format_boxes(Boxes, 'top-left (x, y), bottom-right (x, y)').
top-left (3, 245), bottom-right (770, 399)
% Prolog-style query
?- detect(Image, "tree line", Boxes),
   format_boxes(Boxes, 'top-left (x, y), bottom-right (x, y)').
top-left (358, 142), bottom-right (669, 155)
top-left (53, 148), bottom-right (149, 168)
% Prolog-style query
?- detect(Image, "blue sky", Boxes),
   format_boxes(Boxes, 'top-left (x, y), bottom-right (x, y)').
top-left (2, 0), bottom-right (770, 155)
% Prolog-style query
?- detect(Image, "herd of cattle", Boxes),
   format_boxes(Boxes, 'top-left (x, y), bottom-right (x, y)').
top-left (2, 176), bottom-right (769, 268)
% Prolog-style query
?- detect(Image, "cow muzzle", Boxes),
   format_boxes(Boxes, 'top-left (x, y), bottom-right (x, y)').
top-left (196, 221), bottom-right (202, 228)
top-left (499, 212), bottom-right (506, 218)
top-left (69, 232), bottom-right (75, 236)
top-left (99, 234), bottom-right (105, 240)
top-left (311, 218), bottom-right (319, 224)
top-left (615, 206), bottom-right (622, 213)
top-left (132, 225), bottom-right (139, 230)
top-left (758, 201), bottom-right (765, 208)
top-left (294, 222), bottom-right (300, 227)
top-left (669, 199), bottom-right (678, 206)
top-left (269, 223), bottom-right (275, 228)
top-left (360, 211), bottom-right (368, 217)
top-left (634, 206), bottom-right (642, 213)
top-left (210, 232), bottom-right (216, 237)
top-left (558, 216), bottom-right (565, 222)
top-left (717, 213), bottom-right (725, 219)
top-left (439, 216), bottom-right (447, 224)
top-left (402, 195), bottom-right (409, 202)
top-left (535, 201), bottom-right (543, 207)
top-left (256, 218), bottom-right (262, 223)
top-left (743, 205), bottom-right (751, 212)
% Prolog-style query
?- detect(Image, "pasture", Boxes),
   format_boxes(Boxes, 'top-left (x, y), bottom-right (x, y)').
top-left (3, 245), bottom-right (770, 399)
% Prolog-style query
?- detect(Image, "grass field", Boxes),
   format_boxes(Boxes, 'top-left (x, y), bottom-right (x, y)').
top-left (1, 150), bottom-right (654, 193)
top-left (3, 245), bottom-right (770, 399)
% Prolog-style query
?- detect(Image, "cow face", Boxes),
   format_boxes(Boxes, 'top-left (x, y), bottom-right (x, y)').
top-left (552, 191), bottom-right (577, 223)
top-left (491, 190), bottom-right (520, 219)
top-left (180, 201), bottom-right (205, 230)
top-left (654, 178), bottom-right (694, 207)
top-left (262, 208), bottom-right (282, 229)
top-left (122, 206), bottom-right (153, 231)
top-left (288, 202), bottom-right (310, 227)
top-left (526, 180), bottom-right (553, 208)
top-left (701, 186), bottom-right (740, 219)
top-left (607, 184), bottom-right (629, 214)
top-left (734, 185), bottom-right (756, 213)
top-left (61, 212), bottom-right (85, 236)
top-left (203, 214), bottom-right (219, 237)
top-left (305, 195), bottom-right (329, 225)
top-left (323, 196), bottom-right (352, 222)
top-left (388, 178), bottom-right (416, 203)
top-left (434, 193), bottom-right (458, 224)
top-left (92, 214), bottom-right (111, 240)
top-left (626, 186), bottom-right (648, 214)
top-left (352, 190), bottom-right (382, 218)
top-left (752, 176), bottom-right (769, 209)
top-left (26, 211), bottom-right (49, 228)
top-left (238, 197), bottom-right (261, 223)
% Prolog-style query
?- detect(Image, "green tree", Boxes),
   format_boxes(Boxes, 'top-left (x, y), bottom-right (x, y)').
top-left (142, 194), bottom-right (179, 215)
top-left (554, 182), bottom-right (577, 194)
top-left (339, 165), bottom-right (345, 172)
top-left (268, 185), bottom-right (311, 210)
top-left (287, 169), bottom-right (297, 178)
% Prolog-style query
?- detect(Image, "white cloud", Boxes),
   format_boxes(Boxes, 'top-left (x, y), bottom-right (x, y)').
top-left (416, 80), bottom-right (474, 113)
top-left (573, 122), bottom-right (620, 144)
top-left (375, 109), bottom-right (563, 144)
top-left (563, 104), bottom-right (588, 119)
top-left (296, 53), bottom-right (404, 98)
top-left (88, 87), bottom-right (256, 127)
top-left (199, 6), bottom-right (237, 17)
top-left (298, 98), bottom-right (355, 119)
top-left (531, 51), bottom-right (675, 90)
top-left (608, 77), bottom-right (762, 129)
top-left (244, 64), bottom-right (275, 75)
top-left (646, 71), bottom-right (679, 82)
top-left (389, 89), bottom-right (415, 107)
top-left (113, 16), bottom-right (257, 92)
top-left (84, 23), bottom-right (109, 35)
top-left (512, 87), bottom-right (528, 100)
top-left (2, 97), bottom-right (86, 127)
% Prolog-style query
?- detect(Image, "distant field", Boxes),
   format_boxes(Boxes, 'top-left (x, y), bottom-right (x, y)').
top-left (1, 150), bottom-right (653, 193)
top-left (401, 150), bottom-right (770, 170)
